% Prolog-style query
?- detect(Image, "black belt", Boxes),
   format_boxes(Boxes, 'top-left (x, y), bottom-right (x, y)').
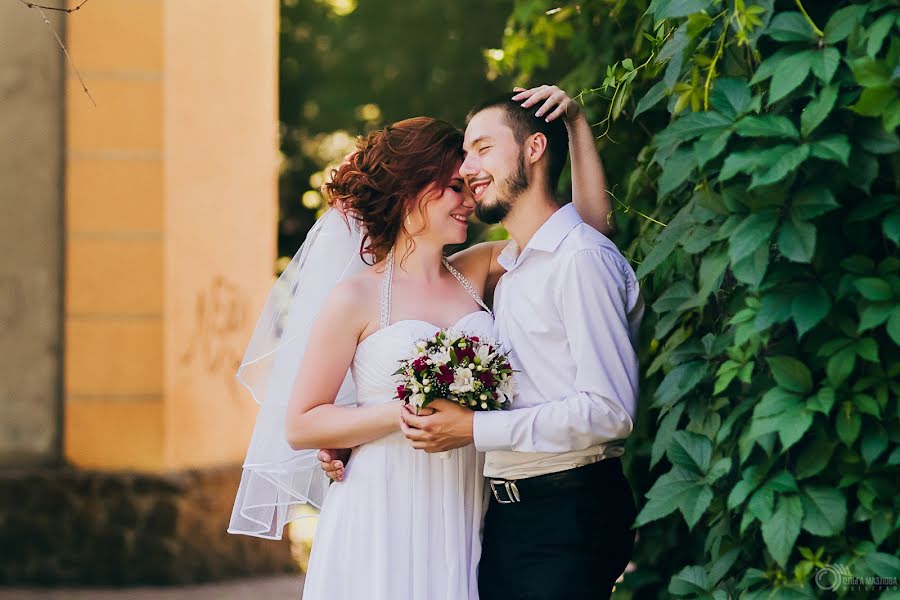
top-left (488, 457), bottom-right (621, 504)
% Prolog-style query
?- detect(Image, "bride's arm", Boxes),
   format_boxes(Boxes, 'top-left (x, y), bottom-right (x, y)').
top-left (286, 279), bottom-right (400, 450)
top-left (514, 84), bottom-right (615, 235)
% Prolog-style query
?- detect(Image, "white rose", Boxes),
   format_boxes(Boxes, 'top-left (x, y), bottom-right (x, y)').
top-left (448, 367), bottom-right (475, 394)
top-left (442, 328), bottom-right (463, 347)
top-left (497, 376), bottom-right (517, 406)
top-left (430, 347), bottom-right (451, 366)
top-left (474, 344), bottom-right (495, 365)
top-left (409, 393), bottom-right (426, 410)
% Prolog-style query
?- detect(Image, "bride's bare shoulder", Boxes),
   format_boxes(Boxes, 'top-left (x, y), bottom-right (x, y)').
top-left (448, 241), bottom-right (508, 288)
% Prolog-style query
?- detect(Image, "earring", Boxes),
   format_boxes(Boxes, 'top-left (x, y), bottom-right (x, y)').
top-left (405, 212), bottom-right (412, 227)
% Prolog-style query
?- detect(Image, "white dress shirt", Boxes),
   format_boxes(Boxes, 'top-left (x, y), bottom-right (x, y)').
top-left (473, 203), bottom-right (644, 479)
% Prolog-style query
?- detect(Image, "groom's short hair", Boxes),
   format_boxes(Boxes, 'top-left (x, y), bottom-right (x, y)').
top-left (466, 93), bottom-right (569, 192)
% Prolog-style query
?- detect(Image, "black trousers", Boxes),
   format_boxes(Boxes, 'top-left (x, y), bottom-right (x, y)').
top-left (478, 458), bottom-right (637, 600)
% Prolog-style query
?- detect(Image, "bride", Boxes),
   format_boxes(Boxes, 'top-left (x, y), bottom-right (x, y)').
top-left (229, 85), bottom-right (613, 599)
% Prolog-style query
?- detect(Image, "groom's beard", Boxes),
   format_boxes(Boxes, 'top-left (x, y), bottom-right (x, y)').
top-left (475, 151), bottom-right (528, 224)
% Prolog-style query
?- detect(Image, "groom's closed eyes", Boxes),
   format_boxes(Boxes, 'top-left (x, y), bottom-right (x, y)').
top-left (464, 136), bottom-right (494, 156)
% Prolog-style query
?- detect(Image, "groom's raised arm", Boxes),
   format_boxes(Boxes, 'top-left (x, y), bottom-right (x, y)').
top-left (473, 247), bottom-right (641, 453)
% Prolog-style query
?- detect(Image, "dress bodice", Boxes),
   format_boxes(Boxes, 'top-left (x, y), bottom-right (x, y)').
top-left (351, 247), bottom-right (495, 407)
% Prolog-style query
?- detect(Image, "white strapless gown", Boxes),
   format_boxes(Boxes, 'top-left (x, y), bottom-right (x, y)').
top-left (301, 311), bottom-right (493, 600)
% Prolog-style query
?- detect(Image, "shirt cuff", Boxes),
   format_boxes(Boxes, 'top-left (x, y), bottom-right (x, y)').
top-left (473, 410), bottom-right (512, 452)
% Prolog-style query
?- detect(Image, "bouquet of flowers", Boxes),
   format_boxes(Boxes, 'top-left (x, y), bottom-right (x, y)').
top-left (394, 328), bottom-right (515, 415)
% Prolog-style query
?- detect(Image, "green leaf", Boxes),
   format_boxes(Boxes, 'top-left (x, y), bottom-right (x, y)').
top-left (887, 307), bottom-right (900, 345)
top-left (710, 78), bottom-right (752, 120)
top-left (791, 186), bottom-right (839, 220)
top-left (795, 433), bottom-right (834, 479)
top-left (836, 401), bottom-right (861, 446)
top-left (800, 85), bottom-right (838, 137)
top-left (668, 566), bottom-right (710, 596)
top-left (668, 430), bottom-right (713, 474)
top-left (636, 467), bottom-right (711, 528)
top-left (729, 211), bottom-right (778, 263)
top-left (719, 150), bottom-right (761, 181)
top-left (861, 553), bottom-right (900, 579)
top-left (766, 11), bottom-right (818, 43)
top-left (734, 115), bottom-right (798, 139)
top-left (751, 144), bottom-right (810, 188)
top-left (767, 356), bottom-right (812, 394)
top-left (852, 86), bottom-right (895, 117)
top-left (706, 457), bottom-right (731, 483)
top-left (810, 134), bottom-right (851, 166)
top-left (842, 255), bottom-right (875, 273)
top-left (750, 387), bottom-right (812, 451)
top-left (653, 360), bottom-right (708, 408)
top-left (823, 4), bottom-right (866, 44)
top-left (810, 47), bottom-right (841, 84)
top-left (850, 56), bottom-right (892, 87)
top-left (751, 49), bottom-right (793, 84)
top-left (694, 129), bottom-right (732, 169)
top-left (807, 386), bottom-right (836, 414)
top-left (800, 485), bottom-right (846, 537)
top-left (728, 479), bottom-right (756, 509)
top-left (762, 494), bottom-right (803, 568)
top-left (659, 147), bottom-right (696, 197)
top-left (768, 50), bottom-right (814, 104)
top-left (826, 347), bottom-right (856, 387)
top-left (651, 402), bottom-right (685, 468)
top-left (635, 468), bottom-right (695, 526)
top-left (791, 284), bottom-right (831, 337)
top-left (778, 216), bottom-right (816, 263)
top-left (866, 13), bottom-right (896, 57)
top-left (635, 80), bottom-right (668, 118)
top-left (854, 277), bottom-right (893, 301)
top-left (636, 205), bottom-right (694, 279)
top-left (732, 243), bottom-right (769, 288)
top-left (748, 485), bottom-right (774, 521)
top-left (653, 0), bottom-right (713, 20)
top-left (679, 485), bottom-right (714, 529)
top-left (854, 338), bottom-right (879, 363)
top-left (860, 424), bottom-right (888, 465)
top-left (884, 209), bottom-right (900, 245)
top-left (858, 301), bottom-right (894, 332)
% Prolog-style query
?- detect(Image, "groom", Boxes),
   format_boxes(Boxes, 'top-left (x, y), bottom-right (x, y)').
top-left (329, 89), bottom-right (643, 599)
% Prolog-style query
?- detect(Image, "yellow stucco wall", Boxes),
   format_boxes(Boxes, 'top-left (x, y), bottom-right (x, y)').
top-left (64, 0), bottom-right (278, 472)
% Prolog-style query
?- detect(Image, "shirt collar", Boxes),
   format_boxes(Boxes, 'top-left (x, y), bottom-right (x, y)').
top-left (497, 203), bottom-right (583, 271)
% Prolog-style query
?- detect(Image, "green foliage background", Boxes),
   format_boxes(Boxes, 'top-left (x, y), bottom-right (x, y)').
top-left (492, 0), bottom-right (899, 598)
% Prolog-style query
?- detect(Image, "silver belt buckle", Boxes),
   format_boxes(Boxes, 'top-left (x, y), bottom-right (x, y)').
top-left (489, 479), bottom-right (521, 504)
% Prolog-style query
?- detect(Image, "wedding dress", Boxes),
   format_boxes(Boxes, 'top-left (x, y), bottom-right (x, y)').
top-left (302, 249), bottom-right (493, 600)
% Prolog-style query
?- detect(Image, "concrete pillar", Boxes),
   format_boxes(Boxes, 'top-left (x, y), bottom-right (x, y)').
top-left (0, 0), bottom-right (65, 467)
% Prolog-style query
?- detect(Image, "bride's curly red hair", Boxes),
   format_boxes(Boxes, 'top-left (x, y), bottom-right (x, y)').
top-left (323, 117), bottom-right (464, 264)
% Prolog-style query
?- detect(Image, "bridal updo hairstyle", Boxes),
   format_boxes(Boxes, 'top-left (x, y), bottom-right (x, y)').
top-left (323, 117), bottom-right (464, 264)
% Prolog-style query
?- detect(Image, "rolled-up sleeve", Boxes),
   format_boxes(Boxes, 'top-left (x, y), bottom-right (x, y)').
top-left (473, 248), bottom-right (640, 453)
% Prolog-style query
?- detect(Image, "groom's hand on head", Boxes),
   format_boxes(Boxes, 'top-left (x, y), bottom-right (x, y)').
top-left (400, 400), bottom-right (474, 453)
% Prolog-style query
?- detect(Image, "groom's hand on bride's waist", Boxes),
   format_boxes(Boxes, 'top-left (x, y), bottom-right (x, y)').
top-left (318, 448), bottom-right (351, 482)
top-left (400, 400), bottom-right (474, 453)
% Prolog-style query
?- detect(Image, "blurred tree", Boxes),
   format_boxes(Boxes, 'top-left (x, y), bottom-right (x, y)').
top-left (278, 0), bottom-right (513, 257)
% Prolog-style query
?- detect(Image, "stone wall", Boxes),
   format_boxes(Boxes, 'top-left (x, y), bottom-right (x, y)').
top-left (0, 465), bottom-right (297, 585)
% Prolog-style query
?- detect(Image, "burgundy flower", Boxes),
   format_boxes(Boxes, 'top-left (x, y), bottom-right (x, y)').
top-left (412, 357), bottom-right (429, 371)
top-left (396, 385), bottom-right (408, 399)
top-left (437, 365), bottom-right (454, 385)
top-left (456, 346), bottom-right (475, 362)
top-left (478, 371), bottom-right (494, 387)
top-left (470, 336), bottom-right (480, 343)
